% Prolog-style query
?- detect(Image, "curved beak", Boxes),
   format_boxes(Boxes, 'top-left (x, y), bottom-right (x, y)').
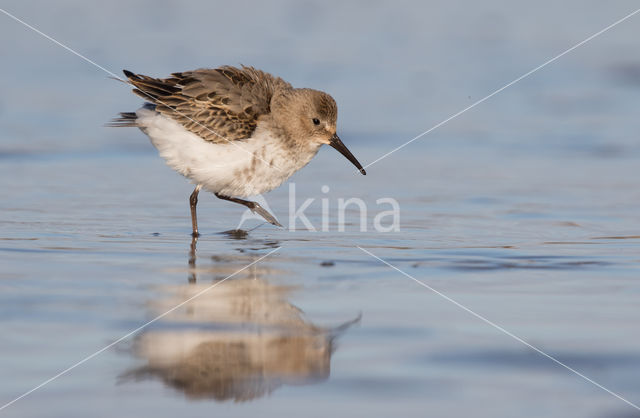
top-left (329, 134), bottom-right (366, 175)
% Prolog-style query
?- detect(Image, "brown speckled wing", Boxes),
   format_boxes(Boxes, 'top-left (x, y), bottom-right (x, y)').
top-left (123, 66), bottom-right (292, 142)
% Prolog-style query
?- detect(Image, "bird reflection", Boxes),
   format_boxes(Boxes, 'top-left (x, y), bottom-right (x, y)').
top-left (122, 235), bottom-right (359, 402)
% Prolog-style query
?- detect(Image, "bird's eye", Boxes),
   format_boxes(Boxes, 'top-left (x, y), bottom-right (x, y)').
top-left (312, 118), bottom-right (320, 126)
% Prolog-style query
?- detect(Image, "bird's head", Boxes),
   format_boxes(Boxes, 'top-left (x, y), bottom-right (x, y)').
top-left (271, 88), bottom-right (366, 175)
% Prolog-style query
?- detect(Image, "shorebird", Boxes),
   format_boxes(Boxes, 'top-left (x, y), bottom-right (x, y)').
top-left (110, 65), bottom-right (365, 236)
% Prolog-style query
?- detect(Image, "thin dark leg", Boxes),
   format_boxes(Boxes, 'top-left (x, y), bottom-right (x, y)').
top-left (190, 185), bottom-right (202, 237)
top-left (214, 193), bottom-right (282, 227)
top-left (188, 234), bottom-right (197, 283)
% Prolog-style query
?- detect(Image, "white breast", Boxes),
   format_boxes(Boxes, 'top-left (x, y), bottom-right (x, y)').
top-left (135, 107), bottom-right (320, 197)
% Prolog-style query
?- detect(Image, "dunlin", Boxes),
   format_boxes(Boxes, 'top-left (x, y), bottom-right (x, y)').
top-left (110, 66), bottom-right (365, 236)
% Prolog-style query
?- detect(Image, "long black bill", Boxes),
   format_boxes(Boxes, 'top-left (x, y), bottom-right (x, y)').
top-left (329, 134), bottom-right (366, 175)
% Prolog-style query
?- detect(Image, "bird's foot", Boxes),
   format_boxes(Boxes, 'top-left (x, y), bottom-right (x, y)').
top-left (251, 203), bottom-right (283, 227)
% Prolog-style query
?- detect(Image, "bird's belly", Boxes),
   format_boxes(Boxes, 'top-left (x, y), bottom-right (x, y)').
top-left (136, 109), bottom-right (318, 197)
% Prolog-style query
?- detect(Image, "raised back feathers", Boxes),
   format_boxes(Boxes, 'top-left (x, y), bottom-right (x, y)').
top-left (123, 66), bottom-right (292, 142)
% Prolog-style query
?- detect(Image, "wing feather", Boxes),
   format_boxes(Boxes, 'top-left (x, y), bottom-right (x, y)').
top-left (123, 66), bottom-right (291, 142)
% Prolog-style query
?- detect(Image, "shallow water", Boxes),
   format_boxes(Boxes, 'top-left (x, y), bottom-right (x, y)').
top-left (2, 1), bottom-right (640, 417)
top-left (2, 142), bottom-right (640, 417)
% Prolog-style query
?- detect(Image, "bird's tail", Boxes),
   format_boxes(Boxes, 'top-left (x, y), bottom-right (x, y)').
top-left (105, 112), bottom-right (138, 127)
top-left (105, 103), bottom-right (156, 128)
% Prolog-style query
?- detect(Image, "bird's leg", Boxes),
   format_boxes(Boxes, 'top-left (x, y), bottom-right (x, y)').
top-left (214, 193), bottom-right (282, 227)
top-left (188, 234), bottom-right (197, 284)
top-left (189, 185), bottom-right (202, 237)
